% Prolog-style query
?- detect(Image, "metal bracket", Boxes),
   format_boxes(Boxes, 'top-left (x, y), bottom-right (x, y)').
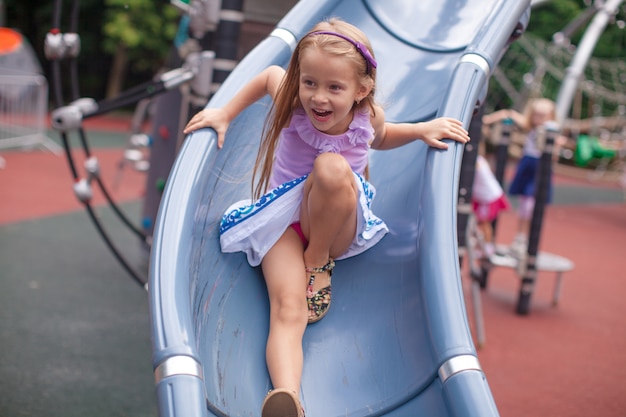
top-left (438, 355), bottom-right (483, 383)
top-left (154, 355), bottom-right (204, 384)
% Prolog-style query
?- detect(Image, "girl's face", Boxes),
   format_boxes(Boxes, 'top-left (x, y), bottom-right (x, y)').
top-left (530, 102), bottom-right (554, 127)
top-left (298, 47), bottom-right (370, 135)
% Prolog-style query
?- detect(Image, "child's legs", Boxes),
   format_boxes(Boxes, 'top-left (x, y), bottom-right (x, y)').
top-left (475, 205), bottom-right (495, 257)
top-left (261, 228), bottom-right (308, 395)
top-left (509, 156), bottom-right (538, 237)
top-left (299, 153), bottom-right (358, 284)
top-left (477, 220), bottom-right (493, 243)
top-left (474, 203), bottom-right (493, 242)
top-left (517, 195), bottom-right (535, 236)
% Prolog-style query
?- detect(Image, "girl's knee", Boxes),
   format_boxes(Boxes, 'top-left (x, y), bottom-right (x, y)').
top-left (270, 295), bottom-right (307, 326)
top-left (311, 153), bottom-right (354, 190)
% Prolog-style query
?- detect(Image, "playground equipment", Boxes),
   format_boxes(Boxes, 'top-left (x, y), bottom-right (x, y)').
top-left (486, 28), bottom-right (626, 179)
top-left (486, 0), bottom-right (626, 176)
top-left (47, 0), bottom-right (223, 287)
top-left (554, 0), bottom-right (625, 124)
top-left (0, 28), bottom-right (61, 168)
top-left (140, 0), bottom-right (244, 243)
top-left (149, 0), bottom-right (531, 416)
top-left (574, 134), bottom-right (618, 167)
top-left (487, 0), bottom-right (626, 118)
top-left (459, 1), bottom-right (623, 334)
top-left (464, 120), bottom-right (576, 346)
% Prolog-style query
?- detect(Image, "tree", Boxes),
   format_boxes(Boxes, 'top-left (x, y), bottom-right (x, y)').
top-left (102, 0), bottom-right (180, 98)
top-left (528, 0), bottom-right (625, 58)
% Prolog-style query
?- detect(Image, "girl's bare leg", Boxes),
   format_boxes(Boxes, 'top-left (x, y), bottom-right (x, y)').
top-left (299, 153), bottom-right (358, 291)
top-left (517, 195), bottom-right (534, 238)
top-left (478, 221), bottom-right (493, 244)
top-left (261, 228), bottom-right (308, 395)
top-left (261, 153), bottom-right (358, 393)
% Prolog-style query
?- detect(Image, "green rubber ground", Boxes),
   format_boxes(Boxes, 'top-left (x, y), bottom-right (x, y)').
top-left (0, 202), bottom-right (157, 417)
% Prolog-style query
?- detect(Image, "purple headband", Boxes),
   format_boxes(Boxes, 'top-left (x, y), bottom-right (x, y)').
top-left (308, 31), bottom-right (377, 74)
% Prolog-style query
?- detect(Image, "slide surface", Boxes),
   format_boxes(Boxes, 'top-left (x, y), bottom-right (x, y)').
top-left (149, 1), bottom-right (531, 416)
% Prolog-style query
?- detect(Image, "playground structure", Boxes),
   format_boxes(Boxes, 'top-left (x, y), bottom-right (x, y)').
top-left (485, 0), bottom-right (626, 180)
top-left (0, 28), bottom-right (62, 168)
top-left (459, 1), bottom-right (625, 336)
top-left (47, 0), bottom-right (233, 287)
top-left (44, 0), bottom-right (625, 292)
top-left (46, 0), bottom-right (254, 287)
top-left (34, 2), bottom-right (620, 415)
top-left (0, 74), bottom-right (59, 153)
top-left (488, 33), bottom-right (626, 179)
top-left (149, 0), bottom-right (530, 416)
top-left (462, 120), bottom-right (578, 346)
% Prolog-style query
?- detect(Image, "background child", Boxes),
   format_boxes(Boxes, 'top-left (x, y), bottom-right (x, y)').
top-left (184, 18), bottom-right (469, 417)
top-left (482, 98), bottom-right (562, 257)
top-left (472, 152), bottom-right (510, 259)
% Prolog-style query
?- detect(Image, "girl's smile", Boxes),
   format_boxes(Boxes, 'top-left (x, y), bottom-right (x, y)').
top-left (311, 108), bottom-right (333, 122)
top-left (298, 47), bottom-right (368, 135)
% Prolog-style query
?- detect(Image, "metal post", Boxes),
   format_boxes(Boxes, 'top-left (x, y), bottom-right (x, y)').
top-left (141, 4), bottom-right (218, 239)
top-left (555, 0), bottom-right (624, 124)
top-left (516, 121), bottom-right (558, 315)
top-left (457, 106), bottom-right (483, 268)
top-left (211, 0), bottom-right (245, 95)
top-left (211, 0), bottom-right (244, 93)
top-left (457, 106), bottom-right (488, 290)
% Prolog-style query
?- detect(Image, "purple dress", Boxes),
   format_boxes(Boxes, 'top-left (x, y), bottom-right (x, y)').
top-left (219, 108), bottom-right (388, 266)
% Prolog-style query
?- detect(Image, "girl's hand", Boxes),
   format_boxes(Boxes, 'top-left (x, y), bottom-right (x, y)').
top-left (183, 108), bottom-right (230, 148)
top-left (419, 117), bottom-right (470, 150)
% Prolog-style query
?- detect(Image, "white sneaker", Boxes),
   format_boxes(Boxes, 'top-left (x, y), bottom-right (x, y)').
top-left (509, 235), bottom-right (527, 259)
top-left (489, 252), bottom-right (518, 268)
top-left (483, 242), bottom-right (495, 258)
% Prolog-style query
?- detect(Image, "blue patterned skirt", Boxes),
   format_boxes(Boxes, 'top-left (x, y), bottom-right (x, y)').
top-left (219, 173), bottom-right (389, 266)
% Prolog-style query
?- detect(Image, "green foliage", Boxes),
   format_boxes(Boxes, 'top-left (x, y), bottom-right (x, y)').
top-left (485, 0), bottom-right (626, 115)
top-left (4, 0), bottom-right (181, 98)
top-left (103, 0), bottom-right (180, 72)
top-left (594, 11), bottom-right (626, 58)
top-left (527, 0), bottom-right (583, 41)
top-left (4, 0), bottom-right (624, 105)
top-left (527, 0), bottom-right (626, 59)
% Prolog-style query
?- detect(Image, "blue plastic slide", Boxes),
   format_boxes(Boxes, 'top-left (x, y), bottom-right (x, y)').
top-left (149, 1), bottom-right (530, 416)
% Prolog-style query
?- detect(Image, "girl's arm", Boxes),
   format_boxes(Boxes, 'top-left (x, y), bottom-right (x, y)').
top-left (183, 65), bottom-right (285, 148)
top-left (482, 108), bottom-right (527, 129)
top-left (370, 106), bottom-right (470, 150)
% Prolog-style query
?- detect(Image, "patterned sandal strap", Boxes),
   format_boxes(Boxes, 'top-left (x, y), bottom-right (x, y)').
top-left (305, 259), bottom-right (335, 275)
top-left (305, 259), bottom-right (335, 294)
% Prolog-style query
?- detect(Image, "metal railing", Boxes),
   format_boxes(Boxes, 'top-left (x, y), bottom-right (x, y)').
top-left (0, 74), bottom-right (61, 156)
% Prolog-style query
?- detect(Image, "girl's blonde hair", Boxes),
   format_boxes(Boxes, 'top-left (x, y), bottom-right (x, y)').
top-left (252, 18), bottom-right (377, 199)
top-left (523, 98), bottom-right (557, 129)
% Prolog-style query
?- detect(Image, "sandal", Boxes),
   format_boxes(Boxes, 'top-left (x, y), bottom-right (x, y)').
top-left (306, 259), bottom-right (335, 324)
top-left (261, 388), bottom-right (305, 417)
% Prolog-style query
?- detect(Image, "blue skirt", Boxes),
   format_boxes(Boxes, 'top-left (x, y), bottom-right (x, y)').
top-left (509, 156), bottom-right (538, 196)
top-left (219, 173), bottom-right (389, 266)
top-left (508, 155), bottom-right (552, 201)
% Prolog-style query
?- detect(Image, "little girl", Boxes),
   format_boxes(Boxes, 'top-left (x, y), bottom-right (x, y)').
top-left (482, 98), bottom-right (561, 257)
top-left (472, 152), bottom-right (510, 259)
top-left (184, 18), bottom-right (469, 417)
